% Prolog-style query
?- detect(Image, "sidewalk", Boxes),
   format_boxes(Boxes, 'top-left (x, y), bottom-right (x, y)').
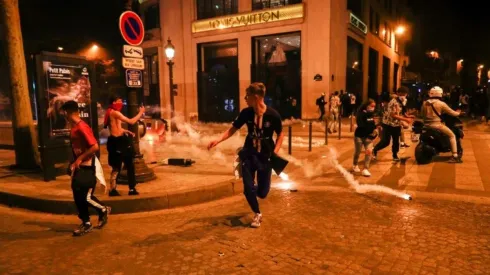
top-left (0, 121), bottom-right (354, 214)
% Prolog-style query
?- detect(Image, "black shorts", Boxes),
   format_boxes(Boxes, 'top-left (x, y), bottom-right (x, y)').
top-left (107, 135), bottom-right (134, 169)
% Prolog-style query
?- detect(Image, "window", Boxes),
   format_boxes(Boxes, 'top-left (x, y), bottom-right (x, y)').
top-left (387, 26), bottom-right (392, 46)
top-left (197, 40), bottom-right (239, 122)
top-left (393, 63), bottom-right (399, 93)
top-left (374, 13), bottom-right (380, 35)
top-left (252, 0), bottom-right (302, 11)
top-left (143, 53), bottom-right (160, 107)
top-left (380, 21), bottom-right (386, 40)
top-left (144, 4), bottom-right (160, 30)
top-left (196, 0), bottom-right (238, 20)
top-left (150, 55), bottom-right (158, 84)
top-left (369, 7), bottom-right (374, 32)
top-left (382, 56), bottom-right (390, 95)
top-left (380, 21), bottom-right (391, 46)
top-left (347, 0), bottom-right (362, 18)
top-left (347, 37), bottom-right (363, 70)
top-left (379, 22), bottom-right (392, 46)
top-left (346, 37), bottom-right (363, 102)
top-left (251, 32), bottom-right (302, 118)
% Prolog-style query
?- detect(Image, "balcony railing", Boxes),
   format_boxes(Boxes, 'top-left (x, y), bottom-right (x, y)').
top-left (252, 0), bottom-right (302, 11)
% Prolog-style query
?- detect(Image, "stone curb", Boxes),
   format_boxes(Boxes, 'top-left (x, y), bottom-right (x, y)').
top-left (0, 179), bottom-right (243, 214)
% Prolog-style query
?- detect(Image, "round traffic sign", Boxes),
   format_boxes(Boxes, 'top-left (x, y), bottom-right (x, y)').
top-left (119, 11), bottom-right (145, 46)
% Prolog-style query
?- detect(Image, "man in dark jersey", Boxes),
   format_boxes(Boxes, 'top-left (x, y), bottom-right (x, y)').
top-left (62, 101), bottom-right (110, 236)
top-left (208, 82), bottom-right (284, 228)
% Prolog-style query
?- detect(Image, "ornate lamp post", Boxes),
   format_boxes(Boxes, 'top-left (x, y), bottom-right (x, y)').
top-left (164, 38), bottom-right (176, 120)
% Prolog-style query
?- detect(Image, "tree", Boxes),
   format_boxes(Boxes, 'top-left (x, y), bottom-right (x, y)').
top-left (0, 0), bottom-right (39, 168)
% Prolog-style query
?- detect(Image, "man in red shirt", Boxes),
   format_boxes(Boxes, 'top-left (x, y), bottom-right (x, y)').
top-left (62, 101), bottom-right (110, 236)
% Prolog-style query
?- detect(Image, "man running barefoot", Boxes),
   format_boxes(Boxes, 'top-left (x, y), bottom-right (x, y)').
top-left (104, 95), bottom-right (145, 196)
top-left (208, 83), bottom-right (284, 228)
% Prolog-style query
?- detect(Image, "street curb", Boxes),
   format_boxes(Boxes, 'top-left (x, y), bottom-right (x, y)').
top-left (0, 179), bottom-right (243, 214)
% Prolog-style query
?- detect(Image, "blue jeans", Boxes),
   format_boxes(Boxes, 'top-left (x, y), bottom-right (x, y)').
top-left (353, 137), bottom-right (374, 169)
top-left (241, 154), bottom-right (272, 214)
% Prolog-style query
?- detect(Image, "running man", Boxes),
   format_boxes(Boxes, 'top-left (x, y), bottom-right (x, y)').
top-left (208, 82), bottom-right (284, 228)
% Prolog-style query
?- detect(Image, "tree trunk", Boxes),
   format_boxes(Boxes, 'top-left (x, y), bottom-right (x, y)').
top-left (0, 0), bottom-right (39, 168)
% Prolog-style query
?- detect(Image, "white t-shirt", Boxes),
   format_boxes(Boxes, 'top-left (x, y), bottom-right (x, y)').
top-left (350, 95), bottom-right (356, 105)
top-left (330, 95), bottom-right (340, 111)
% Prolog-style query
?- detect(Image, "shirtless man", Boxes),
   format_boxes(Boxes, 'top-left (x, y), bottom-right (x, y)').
top-left (104, 95), bottom-right (145, 196)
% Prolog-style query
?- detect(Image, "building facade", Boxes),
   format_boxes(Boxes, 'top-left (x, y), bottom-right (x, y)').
top-left (138, 0), bottom-right (410, 122)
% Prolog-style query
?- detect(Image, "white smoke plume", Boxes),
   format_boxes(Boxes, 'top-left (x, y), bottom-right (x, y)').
top-left (325, 147), bottom-right (411, 200)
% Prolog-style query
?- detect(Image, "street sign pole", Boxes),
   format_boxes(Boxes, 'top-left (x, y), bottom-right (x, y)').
top-left (117, 9), bottom-right (155, 184)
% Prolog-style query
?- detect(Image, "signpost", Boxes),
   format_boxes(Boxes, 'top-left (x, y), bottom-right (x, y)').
top-left (119, 11), bottom-right (145, 46)
top-left (126, 69), bottom-right (142, 88)
top-left (122, 57), bottom-right (145, 69)
top-left (123, 45), bottom-right (143, 58)
top-left (118, 10), bottom-right (155, 183)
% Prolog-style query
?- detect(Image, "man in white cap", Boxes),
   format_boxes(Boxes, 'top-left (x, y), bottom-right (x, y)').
top-left (421, 86), bottom-right (462, 163)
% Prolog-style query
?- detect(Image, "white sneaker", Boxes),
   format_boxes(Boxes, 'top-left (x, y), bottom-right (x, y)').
top-left (352, 165), bottom-right (361, 173)
top-left (251, 213), bottom-right (262, 228)
top-left (362, 169), bottom-right (371, 177)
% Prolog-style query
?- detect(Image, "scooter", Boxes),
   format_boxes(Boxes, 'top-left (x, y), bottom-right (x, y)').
top-left (412, 115), bottom-right (464, 164)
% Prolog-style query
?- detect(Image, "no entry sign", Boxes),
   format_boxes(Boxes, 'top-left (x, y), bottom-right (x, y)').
top-left (119, 11), bottom-right (145, 46)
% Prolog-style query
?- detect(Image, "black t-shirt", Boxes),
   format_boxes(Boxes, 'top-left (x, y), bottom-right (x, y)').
top-left (354, 110), bottom-right (376, 138)
top-left (232, 107), bottom-right (282, 157)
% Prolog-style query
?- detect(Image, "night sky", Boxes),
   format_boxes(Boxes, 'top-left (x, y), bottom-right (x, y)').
top-left (408, 0), bottom-right (489, 70)
top-left (19, 0), bottom-right (127, 55)
top-left (16, 0), bottom-right (488, 71)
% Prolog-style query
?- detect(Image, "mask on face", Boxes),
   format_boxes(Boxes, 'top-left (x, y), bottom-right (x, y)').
top-left (112, 102), bottom-right (123, 111)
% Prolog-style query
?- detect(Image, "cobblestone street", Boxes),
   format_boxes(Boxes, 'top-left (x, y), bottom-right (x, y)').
top-left (1, 185), bottom-right (490, 274)
top-left (2, 121), bottom-right (490, 274)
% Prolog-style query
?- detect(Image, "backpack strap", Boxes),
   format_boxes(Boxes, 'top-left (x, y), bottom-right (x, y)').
top-left (396, 97), bottom-right (407, 115)
top-left (428, 102), bottom-right (443, 120)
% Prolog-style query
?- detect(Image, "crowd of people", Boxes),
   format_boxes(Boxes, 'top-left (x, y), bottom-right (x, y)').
top-left (62, 81), bottom-right (473, 235)
top-left (316, 85), bottom-right (466, 178)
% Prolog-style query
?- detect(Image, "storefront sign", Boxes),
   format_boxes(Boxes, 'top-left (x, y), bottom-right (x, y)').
top-left (349, 13), bottom-right (367, 34)
top-left (192, 3), bottom-right (304, 33)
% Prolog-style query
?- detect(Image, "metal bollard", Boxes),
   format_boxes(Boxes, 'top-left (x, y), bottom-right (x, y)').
top-left (288, 125), bottom-right (292, 155)
top-left (338, 106), bottom-right (342, 140)
top-left (324, 118), bottom-right (328, 145)
top-left (308, 121), bottom-right (312, 152)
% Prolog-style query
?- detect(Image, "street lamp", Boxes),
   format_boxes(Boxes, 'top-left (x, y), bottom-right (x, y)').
top-left (164, 38), bottom-right (176, 119)
top-left (479, 64), bottom-right (484, 70)
top-left (395, 26), bottom-right (405, 35)
top-left (428, 51), bottom-right (439, 59)
top-left (57, 46), bottom-right (63, 51)
top-left (91, 44), bottom-right (98, 51)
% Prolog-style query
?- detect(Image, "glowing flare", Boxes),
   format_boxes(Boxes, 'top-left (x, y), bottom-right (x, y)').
top-left (276, 182), bottom-right (293, 190)
top-left (279, 173), bottom-right (289, 181)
